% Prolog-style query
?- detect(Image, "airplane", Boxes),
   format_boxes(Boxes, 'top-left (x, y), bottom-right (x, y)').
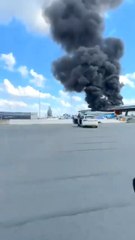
top-left (73, 105), bottom-right (135, 125)
top-left (107, 105), bottom-right (135, 116)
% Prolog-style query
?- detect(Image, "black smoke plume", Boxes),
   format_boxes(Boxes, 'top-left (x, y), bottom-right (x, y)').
top-left (45, 0), bottom-right (124, 110)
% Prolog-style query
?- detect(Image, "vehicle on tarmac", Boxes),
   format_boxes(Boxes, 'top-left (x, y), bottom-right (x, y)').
top-left (72, 109), bottom-right (116, 127)
top-left (73, 110), bottom-right (99, 128)
top-left (78, 115), bottom-right (99, 128)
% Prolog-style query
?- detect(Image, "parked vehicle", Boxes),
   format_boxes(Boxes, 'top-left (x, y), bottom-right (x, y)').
top-left (78, 115), bottom-right (99, 128)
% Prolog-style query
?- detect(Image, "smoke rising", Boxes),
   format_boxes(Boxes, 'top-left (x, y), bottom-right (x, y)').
top-left (45, 0), bottom-right (124, 110)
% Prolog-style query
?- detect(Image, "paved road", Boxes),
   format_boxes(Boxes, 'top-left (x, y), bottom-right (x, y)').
top-left (8, 119), bottom-right (73, 125)
top-left (0, 124), bottom-right (135, 240)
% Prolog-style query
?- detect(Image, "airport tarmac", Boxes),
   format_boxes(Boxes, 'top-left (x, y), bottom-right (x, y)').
top-left (0, 118), bottom-right (121, 125)
top-left (0, 123), bottom-right (135, 240)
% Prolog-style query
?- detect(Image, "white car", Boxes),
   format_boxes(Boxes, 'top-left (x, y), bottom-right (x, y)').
top-left (79, 115), bottom-right (99, 128)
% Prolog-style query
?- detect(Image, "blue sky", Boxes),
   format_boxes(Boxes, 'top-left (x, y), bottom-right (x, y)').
top-left (0, 0), bottom-right (135, 116)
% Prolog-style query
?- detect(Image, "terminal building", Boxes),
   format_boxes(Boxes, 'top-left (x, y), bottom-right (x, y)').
top-left (0, 112), bottom-right (38, 120)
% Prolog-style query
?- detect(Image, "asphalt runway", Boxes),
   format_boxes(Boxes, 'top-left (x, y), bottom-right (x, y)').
top-left (0, 123), bottom-right (135, 240)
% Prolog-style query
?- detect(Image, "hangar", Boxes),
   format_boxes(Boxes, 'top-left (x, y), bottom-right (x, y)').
top-left (0, 112), bottom-right (37, 120)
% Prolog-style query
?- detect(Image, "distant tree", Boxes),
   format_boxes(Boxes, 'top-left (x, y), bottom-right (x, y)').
top-left (47, 106), bottom-right (53, 118)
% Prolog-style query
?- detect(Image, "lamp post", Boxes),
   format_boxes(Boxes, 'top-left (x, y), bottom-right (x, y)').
top-left (38, 90), bottom-right (41, 119)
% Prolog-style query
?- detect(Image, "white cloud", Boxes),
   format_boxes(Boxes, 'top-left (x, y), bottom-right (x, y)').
top-left (3, 79), bottom-right (54, 99)
top-left (17, 64), bottom-right (47, 88)
top-left (59, 90), bottom-right (69, 99)
top-left (0, 99), bottom-right (27, 109)
top-left (123, 98), bottom-right (135, 105)
top-left (0, 0), bottom-right (51, 34)
top-left (59, 90), bottom-right (82, 107)
top-left (24, 103), bottom-right (60, 117)
top-left (120, 75), bottom-right (135, 88)
top-left (0, 99), bottom-right (87, 116)
top-left (30, 69), bottom-right (46, 87)
top-left (60, 100), bottom-right (71, 108)
top-left (0, 0), bottom-right (131, 36)
top-left (0, 53), bottom-right (47, 88)
top-left (126, 72), bottom-right (135, 80)
top-left (75, 103), bottom-right (88, 111)
top-left (72, 96), bottom-right (82, 102)
top-left (59, 90), bottom-right (83, 102)
top-left (0, 53), bottom-right (16, 71)
top-left (58, 90), bottom-right (85, 110)
top-left (18, 65), bottom-right (29, 77)
top-left (0, 86), bottom-right (4, 92)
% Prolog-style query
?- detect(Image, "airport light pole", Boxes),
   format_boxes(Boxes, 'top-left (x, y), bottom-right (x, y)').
top-left (39, 90), bottom-right (41, 119)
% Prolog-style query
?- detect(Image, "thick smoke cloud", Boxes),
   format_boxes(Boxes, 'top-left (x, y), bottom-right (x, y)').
top-left (45, 0), bottom-right (124, 110)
